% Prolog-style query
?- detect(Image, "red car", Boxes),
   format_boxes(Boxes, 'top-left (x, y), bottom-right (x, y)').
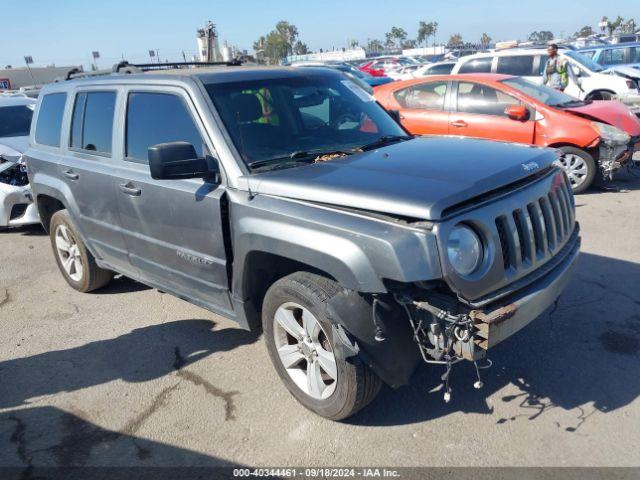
top-left (374, 74), bottom-right (640, 192)
top-left (359, 58), bottom-right (403, 77)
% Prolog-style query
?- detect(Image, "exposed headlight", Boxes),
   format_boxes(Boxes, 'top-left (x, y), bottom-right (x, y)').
top-left (591, 121), bottom-right (630, 145)
top-left (447, 225), bottom-right (483, 276)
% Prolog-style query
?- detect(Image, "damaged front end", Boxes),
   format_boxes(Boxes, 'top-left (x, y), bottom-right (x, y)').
top-left (597, 135), bottom-right (638, 180)
top-left (0, 156), bottom-right (40, 227)
top-left (591, 122), bottom-right (640, 180)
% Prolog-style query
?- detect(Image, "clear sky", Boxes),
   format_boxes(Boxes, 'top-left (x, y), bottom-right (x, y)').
top-left (3, 0), bottom-right (638, 68)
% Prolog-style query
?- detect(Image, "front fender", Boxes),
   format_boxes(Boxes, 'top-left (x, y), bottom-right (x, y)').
top-left (228, 190), bottom-right (442, 296)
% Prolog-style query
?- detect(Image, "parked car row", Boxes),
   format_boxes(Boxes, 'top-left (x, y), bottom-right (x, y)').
top-left (0, 62), bottom-right (585, 420)
top-left (374, 73), bottom-right (640, 192)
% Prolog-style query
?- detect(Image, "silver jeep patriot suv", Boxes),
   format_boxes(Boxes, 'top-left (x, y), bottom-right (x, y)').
top-left (25, 63), bottom-right (580, 420)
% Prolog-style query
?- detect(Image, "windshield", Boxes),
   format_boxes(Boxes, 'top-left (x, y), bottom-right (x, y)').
top-left (564, 51), bottom-right (605, 72)
top-left (206, 74), bottom-right (406, 171)
top-left (502, 77), bottom-right (583, 107)
top-left (0, 105), bottom-right (34, 138)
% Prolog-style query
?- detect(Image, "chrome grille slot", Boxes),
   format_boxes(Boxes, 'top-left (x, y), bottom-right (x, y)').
top-left (512, 209), bottom-right (533, 265)
top-left (548, 191), bottom-right (564, 241)
top-left (494, 179), bottom-right (575, 277)
top-left (526, 203), bottom-right (547, 256)
top-left (538, 196), bottom-right (557, 250)
top-left (495, 216), bottom-right (513, 269)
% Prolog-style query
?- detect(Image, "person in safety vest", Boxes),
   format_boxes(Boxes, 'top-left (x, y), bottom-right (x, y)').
top-left (542, 44), bottom-right (569, 91)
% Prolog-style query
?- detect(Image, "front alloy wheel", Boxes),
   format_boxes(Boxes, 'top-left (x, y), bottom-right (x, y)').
top-left (262, 272), bottom-right (382, 420)
top-left (555, 146), bottom-right (596, 193)
top-left (273, 302), bottom-right (338, 400)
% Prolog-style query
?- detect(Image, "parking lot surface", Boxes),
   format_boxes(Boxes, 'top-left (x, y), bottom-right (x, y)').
top-left (1, 172), bottom-right (640, 468)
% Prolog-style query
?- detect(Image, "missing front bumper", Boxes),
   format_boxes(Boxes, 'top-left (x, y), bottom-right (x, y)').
top-left (471, 236), bottom-right (579, 351)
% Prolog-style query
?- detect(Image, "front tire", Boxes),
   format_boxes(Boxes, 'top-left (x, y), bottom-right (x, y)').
top-left (49, 210), bottom-right (113, 292)
top-left (586, 90), bottom-right (615, 101)
top-left (262, 272), bottom-right (382, 420)
top-left (555, 146), bottom-right (596, 194)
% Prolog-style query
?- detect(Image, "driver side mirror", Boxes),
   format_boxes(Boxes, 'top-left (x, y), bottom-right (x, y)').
top-left (505, 105), bottom-right (529, 121)
top-left (148, 142), bottom-right (219, 181)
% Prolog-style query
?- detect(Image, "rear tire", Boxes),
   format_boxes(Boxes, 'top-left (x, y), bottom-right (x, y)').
top-left (262, 272), bottom-right (382, 420)
top-left (555, 146), bottom-right (596, 194)
top-left (49, 210), bottom-right (113, 292)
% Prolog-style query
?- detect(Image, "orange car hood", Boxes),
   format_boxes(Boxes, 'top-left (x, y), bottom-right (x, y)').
top-left (563, 100), bottom-right (640, 136)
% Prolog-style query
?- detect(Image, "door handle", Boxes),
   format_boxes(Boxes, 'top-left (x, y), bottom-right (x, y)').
top-left (63, 169), bottom-right (79, 180)
top-left (450, 120), bottom-right (468, 128)
top-left (119, 183), bottom-right (142, 197)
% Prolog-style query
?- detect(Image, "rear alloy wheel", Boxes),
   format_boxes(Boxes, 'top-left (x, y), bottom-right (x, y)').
top-left (262, 272), bottom-right (382, 420)
top-left (555, 146), bottom-right (596, 193)
top-left (49, 210), bottom-right (113, 292)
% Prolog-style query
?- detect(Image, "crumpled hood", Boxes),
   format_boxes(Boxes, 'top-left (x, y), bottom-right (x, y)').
top-left (248, 137), bottom-right (559, 221)
top-left (563, 100), bottom-right (640, 136)
top-left (0, 136), bottom-right (29, 158)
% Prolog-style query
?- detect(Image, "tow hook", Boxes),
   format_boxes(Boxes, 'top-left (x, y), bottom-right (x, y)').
top-left (394, 294), bottom-right (492, 403)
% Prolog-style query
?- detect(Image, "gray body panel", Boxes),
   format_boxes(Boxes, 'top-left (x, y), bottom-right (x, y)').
top-left (248, 137), bottom-right (558, 221)
top-left (25, 67), bottom-right (579, 387)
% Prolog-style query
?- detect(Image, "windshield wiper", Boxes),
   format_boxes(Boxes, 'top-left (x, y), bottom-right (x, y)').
top-left (248, 149), bottom-right (355, 170)
top-left (356, 134), bottom-right (413, 152)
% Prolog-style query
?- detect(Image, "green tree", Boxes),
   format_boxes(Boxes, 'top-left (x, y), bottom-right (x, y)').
top-left (620, 18), bottom-right (637, 34)
top-left (402, 39), bottom-right (417, 49)
top-left (574, 25), bottom-right (594, 38)
top-left (385, 26), bottom-right (408, 49)
top-left (528, 30), bottom-right (554, 43)
top-left (448, 33), bottom-right (463, 47)
top-left (253, 21), bottom-right (303, 64)
top-left (366, 39), bottom-right (384, 53)
top-left (417, 21), bottom-right (438, 46)
top-left (480, 33), bottom-right (492, 46)
top-left (293, 41), bottom-right (309, 55)
top-left (601, 16), bottom-right (624, 36)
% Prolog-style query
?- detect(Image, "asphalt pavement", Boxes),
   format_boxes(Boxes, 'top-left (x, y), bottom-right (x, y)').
top-left (1, 171), bottom-right (640, 469)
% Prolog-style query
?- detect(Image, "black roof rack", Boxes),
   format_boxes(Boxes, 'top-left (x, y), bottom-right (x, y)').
top-left (57, 60), bottom-right (242, 82)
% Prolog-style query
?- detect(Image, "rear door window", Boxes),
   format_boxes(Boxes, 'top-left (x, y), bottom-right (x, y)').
top-left (394, 81), bottom-right (448, 110)
top-left (126, 92), bottom-right (204, 163)
top-left (458, 57), bottom-right (493, 74)
top-left (456, 81), bottom-right (520, 117)
top-left (496, 55), bottom-right (535, 76)
top-left (601, 48), bottom-right (626, 66)
top-left (428, 63), bottom-right (454, 75)
top-left (70, 91), bottom-right (116, 154)
top-left (35, 93), bottom-right (67, 147)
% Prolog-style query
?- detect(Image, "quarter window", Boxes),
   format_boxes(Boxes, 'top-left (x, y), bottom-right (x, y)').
top-left (456, 82), bottom-right (520, 117)
top-left (34, 93), bottom-right (67, 147)
top-left (458, 57), bottom-right (493, 74)
top-left (126, 92), bottom-right (205, 163)
top-left (496, 55), bottom-right (534, 76)
top-left (394, 81), bottom-right (447, 110)
top-left (70, 91), bottom-right (116, 154)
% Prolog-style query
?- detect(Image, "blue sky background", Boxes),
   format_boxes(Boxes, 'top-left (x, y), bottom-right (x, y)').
top-left (3, 0), bottom-right (638, 68)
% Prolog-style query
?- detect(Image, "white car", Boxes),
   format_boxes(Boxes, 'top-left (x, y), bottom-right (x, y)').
top-left (396, 61), bottom-right (457, 80)
top-left (0, 97), bottom-right (40, 228)
top-left (451, 48), bottom-right (640, 113)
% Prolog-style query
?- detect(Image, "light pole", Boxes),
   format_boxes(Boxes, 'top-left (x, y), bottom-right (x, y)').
top-left (92, 51), bottom-right (100, 70)
top-left (24, 56), bottom-right (36, 84)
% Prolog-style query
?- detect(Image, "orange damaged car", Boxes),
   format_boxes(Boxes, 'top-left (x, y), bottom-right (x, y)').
top-left (374, 74), bottom-right (640, 193)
